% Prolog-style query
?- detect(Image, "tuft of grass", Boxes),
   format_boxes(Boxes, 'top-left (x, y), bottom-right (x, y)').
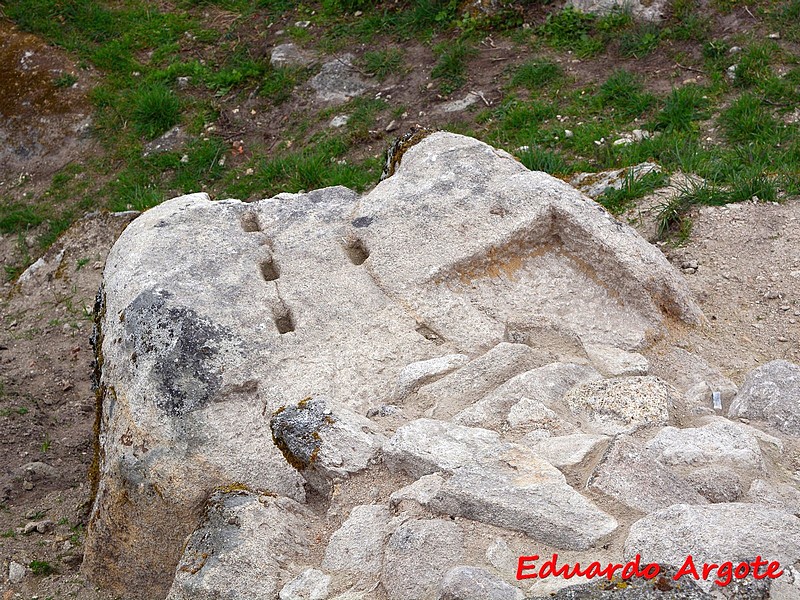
top-left (669, 0), bottom-right (710, 41)
top-left (597, 170), bottom-right (668, 214)
top-left (541, 7), bottom-right (595, 52)
top-left (224, 137), bottom-right (380, 200)
top-left (131, 84), bottom-right (181, 139)
top-left (653, 85), bottom-right (709, 132)
top-left (0, 201), bottom-right (45, 234)
top-left (618, 24), bottom-right (661, 58)
top-left (431, 39), bottom-right (475, 95)
top-left (733, 43), bottom-right (777, 89)
top-left (487, 98), bottom-right (557, 147)
top-left (718, 94), bottom-right (781, 145)
top-left (595, 70), bottom-right (656, 119)
top-left (362, 48), bottom-right (405, 81)
top-left (511, 60), bottom-right (562, 90)
top-left (53, 73), bottom-right (79, 88)
top-left (260, 67), bottom-right (303, 105)
top-left (518, 146), bottom-right (570, 176)
top-left (29, 561), bottom-right (56, 576)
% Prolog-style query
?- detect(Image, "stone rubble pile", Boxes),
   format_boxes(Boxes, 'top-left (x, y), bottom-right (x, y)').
top-left (83, 133), bottom-right (800, 600)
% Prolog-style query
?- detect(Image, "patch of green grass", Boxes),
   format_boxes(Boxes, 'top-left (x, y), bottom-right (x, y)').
top-left (595, 70), bottom-right (656, 119)
top-left (718, 93), bottom-right (781, 145)
top-left (0, 201), bottom-right (45, 234)
top-left (618, 24), bottom-right (661, 58)
top-left (345, 98), bottom-right (388, 143)
top-left (2, 529), bottom-right (16, 538)
top-left (652, 85), bottom-right (709, 132)
top-left (53, 73), bottom-right (79, 88)
top-left (541, 7), bottom-right (595, 51)
top-left (131, 84), bottom-right (181, 139)
top-left (733, 43), bottom-right (777, 89)
top-left (511, 60), bottom-right (562, 91)
top-left (260, 67), bottom-right (305, 105)
top-left (518, 147), bottom-right (571, 176)
top-left (29, 560), bottom-right (56, 576)
top-left (597, 170), bottom-right (668, 214)
top-left (362, 48), bottom-right (405, 80)
top-left (431, 39), bottom-right (476, 95)
top-left (224, 137), bottom-right (380, 200)
top-left (668, 0), bottom-right (710, 41)
top-left (702, 39), bottom-right (731, 72)
top-left (774, 0), bottom-right (800, 41)
top-left (485, 98), bottom-right (557, 147)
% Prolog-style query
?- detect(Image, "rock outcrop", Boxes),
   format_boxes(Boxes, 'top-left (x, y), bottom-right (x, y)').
top-left (84, 132), bottom-right (799, 600)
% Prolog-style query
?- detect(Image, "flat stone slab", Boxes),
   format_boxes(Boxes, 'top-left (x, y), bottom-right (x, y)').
top-left (384, 419), bottom-right (617, 549)
top-left (646, 420), bottom-right (764, 472)
top-left (310, 54), bottom-right (369, 103)
top-left (589, 437), bottom-right (707, 513)
top-left (624, 503), bottom-right (800, 568)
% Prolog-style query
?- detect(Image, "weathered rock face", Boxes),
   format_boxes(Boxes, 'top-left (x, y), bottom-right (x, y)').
top-left (728, 360), bottom-right (800, 435)
top-left (624, 503), bottom-right (800, 568)
top-left (86, 132), bottom-right (716, 598)
top-left (166, 491), bottom-right (315, 600)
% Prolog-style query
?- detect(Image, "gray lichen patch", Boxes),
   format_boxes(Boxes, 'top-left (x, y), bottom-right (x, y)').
top-left (123, 288), bottom-right (234, 417)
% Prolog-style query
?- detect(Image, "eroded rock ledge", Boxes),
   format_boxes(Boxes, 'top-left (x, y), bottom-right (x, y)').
top-left (83, 133), bottom-right (800, 600)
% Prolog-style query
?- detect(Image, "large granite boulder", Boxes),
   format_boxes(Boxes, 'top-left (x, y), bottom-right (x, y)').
top-left (84, 132), bottom-right (704, 598)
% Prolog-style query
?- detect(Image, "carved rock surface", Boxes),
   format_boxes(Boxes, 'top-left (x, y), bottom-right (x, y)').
top-left (85, 132), bottom-right (703, 597)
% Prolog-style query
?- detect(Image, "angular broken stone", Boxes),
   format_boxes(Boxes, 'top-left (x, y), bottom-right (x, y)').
top-left (271, 396), bottom-right (386, 495)
top-left (280, 568), bottom-right (330, 600)
top-left (166, 492), bottom-right (314, 600)
top-left (394, 354), bottom-right (469, 400)
top-left (456, 362), bottom-right (601, 430)
top-left (583, 344), bottom-right (649, 377)
top-left (423, 342), bottom-right (548, 420)
top-left (310, 54), bottom-right (370, 104)
top-left (322, 504), bottom-right (390, 575)
top-left (384, 419), bottom-right (617, 549)
top-left (589, 437), bottom-right (707, 513)
top-left (569, 162), bottom-right (662, 199)
top-left (523, 433), bottom-right (609, 470)
top-left (568, 0), bottom-right (667, 22)
top-left (746, 479), bottom-right (800, 514)
top-left (624, 503), bottom-right (800, 568)
top-left (382, 419), bottom-right (502, 479)
top-left (565, 376), bottom-right (678, 435)
top-left (684, 466), bottom-right (743, 503)
top-left (382, 519), bottom-right (464, 600)
top-left (650, 348), bottom-right (738, 415)
top-left (438, 566), bottom-right (524, 600)
top-left (728, 360), bottom-right (800, 436)
top-left (646, 420), bottom-right (764, 472)
top-left (270, 43), bottom-right (312, 68)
